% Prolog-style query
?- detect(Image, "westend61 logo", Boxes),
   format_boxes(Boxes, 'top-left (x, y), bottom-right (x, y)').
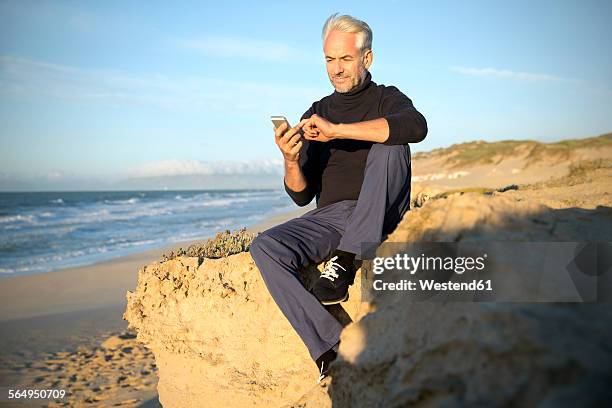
top-left (361, 242), bottom-right (609, 302)
top-left (372, 253), bottom-right (488, 275)
top-left (368, 251), bottom-right (492, 293)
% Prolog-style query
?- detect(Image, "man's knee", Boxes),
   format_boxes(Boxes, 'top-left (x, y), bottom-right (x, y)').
top-left (364, 144), bottom-right (411, 182)
top-left (249, 233), bottom-right (265, 258)
top-left (249, 228), bottom-right (298, 269)
top-left (367, 143), bottom-right (410, 167)
top-left (250, 230), bottom-right (278, 260)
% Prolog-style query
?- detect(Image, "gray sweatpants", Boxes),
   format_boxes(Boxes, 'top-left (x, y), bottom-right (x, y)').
top-left (249, 143), bottom-right (412, 361)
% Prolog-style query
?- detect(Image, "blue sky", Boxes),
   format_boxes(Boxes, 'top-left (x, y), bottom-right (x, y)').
top-left (1, 0), bottom-right (611, 190)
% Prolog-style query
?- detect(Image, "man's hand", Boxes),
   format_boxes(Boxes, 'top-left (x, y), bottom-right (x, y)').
top-left (303, 114), bottom-right (338, 143)
top-left (274, 120), bottom-right (307, 162)
top-left (306, 116), bottom-right (392, 144)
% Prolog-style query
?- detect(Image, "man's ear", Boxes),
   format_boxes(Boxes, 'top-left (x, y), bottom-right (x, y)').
top-left (363, 49), bottom-right (373, 69)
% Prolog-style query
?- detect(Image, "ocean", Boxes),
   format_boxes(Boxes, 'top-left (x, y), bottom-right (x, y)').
top-left (0, 190), bottom-right (297, 278)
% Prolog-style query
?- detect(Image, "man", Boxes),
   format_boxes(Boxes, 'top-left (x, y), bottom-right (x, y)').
top-left (249, 13), bottom-right (427, 383)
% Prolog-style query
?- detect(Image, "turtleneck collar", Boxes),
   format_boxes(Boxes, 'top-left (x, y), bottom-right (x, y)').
top-left (331, 70), bottom-right (373, 104)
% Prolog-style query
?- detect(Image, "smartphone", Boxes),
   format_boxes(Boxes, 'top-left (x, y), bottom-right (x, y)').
top-left (271, 116), bottom-right (291, 130)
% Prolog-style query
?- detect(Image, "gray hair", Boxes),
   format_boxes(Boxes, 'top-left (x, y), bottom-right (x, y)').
top-left (321, 13), bottom-right (373, 54)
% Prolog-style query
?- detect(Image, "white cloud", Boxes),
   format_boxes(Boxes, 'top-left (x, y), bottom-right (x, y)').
top-left (176, 36), bottom-right (316, 62)
top-left (0, 55), bottom-right (325, 112)
top-left (129, 160), bottom-right (214, 177)
top-left (451, 66), bottom-right (580, 83)
top-left (128, 158), bottom-right (283, 178)
top-left (40, 170), bottom-right (76, 180)
top-left (0, 159), bottom-right (285, 190)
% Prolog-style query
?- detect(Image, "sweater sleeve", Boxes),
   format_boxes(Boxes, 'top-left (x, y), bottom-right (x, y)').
top-left (283, 106), bottom-right (321, 206)
top-left (380, 86), bottom-right (428, 145)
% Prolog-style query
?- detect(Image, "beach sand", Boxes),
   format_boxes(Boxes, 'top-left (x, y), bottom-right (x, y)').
top-left (0, 205), bottom-right (313, 407)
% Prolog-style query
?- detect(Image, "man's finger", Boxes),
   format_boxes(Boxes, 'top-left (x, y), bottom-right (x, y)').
top-left (280, 133), bottom-right (297, 150)
top-left (281, 126), bottom-right (301, 142)
top-left (305, 122), bottom-right (319, 133)
top-left (304, 127), bottom-right (319, 136)
top-left (289, 140), bottom-right (303, 154)
top-left (287, 132), bottom-right (302, 145)
top-left (274, 122), bottom-right (288, 139)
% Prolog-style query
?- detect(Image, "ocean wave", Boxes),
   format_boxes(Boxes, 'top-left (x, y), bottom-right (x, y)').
top-left (0, 214), bottom-right (38, 224)
top-left (174, 192), bottom-right (212, 201)
top-left (196, 196), bottom-right (267, 208)
top-left (199, 198), bottom-right (245, 207)
top-left (72, 238), bottom-right (159, 253)
top-left (41, 206), bottom-right (174, 226)
top-left (167, 231), bottom-right (219, 242)
top-left (1, 193), bottom-right (286, 230)
top-left (0, 190), bottom-right (294, 277)
top-left (2, 240), bottom-right (160, 275)
top-left (50, 198), bottom-right (65, 204)
top-left (103, 197), bottom-right (140, 205)
top-left (223, 191), bottom-right (274, 198)
top-left (5, 208), bottom-right (170, 229)
top-left (0, 211), bottom-right (56, 226)
top-left (114, 239), bottom-right (158, 248)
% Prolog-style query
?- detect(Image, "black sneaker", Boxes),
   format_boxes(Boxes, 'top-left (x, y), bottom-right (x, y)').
top-left (312, 249), bottom-right (357, 305)
top-left (316, 348), bottom-right (338, 384)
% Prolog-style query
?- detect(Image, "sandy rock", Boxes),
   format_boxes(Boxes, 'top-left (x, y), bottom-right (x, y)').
top-left (124, 253), bottom-right (363, 407)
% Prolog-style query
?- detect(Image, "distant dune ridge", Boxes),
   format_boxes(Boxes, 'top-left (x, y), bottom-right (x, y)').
top-left (123, 133), bottom-right (612, 407)
top-left (411, 132), bottom-right (611, 190)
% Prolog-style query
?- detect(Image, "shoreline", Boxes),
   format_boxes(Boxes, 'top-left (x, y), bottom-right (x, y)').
top-left (0, 200), bottom-right (306, 282)
top-left (0, 204), bottom-right (313, 322)
top-left (0, 204), bottom-right (313, 405)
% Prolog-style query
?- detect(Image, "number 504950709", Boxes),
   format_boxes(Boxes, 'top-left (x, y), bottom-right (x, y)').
top-left (8, 389), bottom-right (66, 399)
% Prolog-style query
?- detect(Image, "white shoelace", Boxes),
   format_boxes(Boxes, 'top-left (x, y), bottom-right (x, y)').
top-left (317, 361), bottom-right (326, 384)
top-left (320, 256), bottom-right (347, 282)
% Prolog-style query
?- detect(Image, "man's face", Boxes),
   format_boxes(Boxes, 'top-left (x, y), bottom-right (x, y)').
top-left (323, 30), bottom-right (372, 93)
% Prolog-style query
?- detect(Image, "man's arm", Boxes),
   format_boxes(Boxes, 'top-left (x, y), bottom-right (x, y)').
top-left (333, 118), bottom-right (391, 143)
top-left (302, 86), bottom-right (427, 145)
top-left (283, 159), bottom-right (307, 194)
top-left (283, 139), bottom-right (320, 206)
top-left (278, 108), bottom-right (321, 206)
top-left (378, 86), bottom-right (428, 145)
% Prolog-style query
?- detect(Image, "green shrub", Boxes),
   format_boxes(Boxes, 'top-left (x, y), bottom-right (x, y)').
top-left (162, 228), bottom-right (257, 262)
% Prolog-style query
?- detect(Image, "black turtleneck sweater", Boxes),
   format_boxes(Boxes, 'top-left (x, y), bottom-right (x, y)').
top-left (284, 71), bottom-right (427, 208)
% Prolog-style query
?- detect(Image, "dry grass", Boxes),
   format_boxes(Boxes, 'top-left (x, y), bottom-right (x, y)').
top-left (412, 133), bottom-right (611, 169)
top-left (525, 133), bottom-right (611, 166)
top-left (525, 158), bottom-right (612, 189)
